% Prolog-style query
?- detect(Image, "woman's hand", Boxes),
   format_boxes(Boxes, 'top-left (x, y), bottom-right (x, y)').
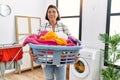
top-left (29, 48), bottom-right (38, 61)
top-left (75, 54), bottom-right (80, 63)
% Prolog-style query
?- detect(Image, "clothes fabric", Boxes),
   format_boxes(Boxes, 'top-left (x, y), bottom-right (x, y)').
top-left (23, 31), bottom-right (77, 46)
top-left (56, 32), bottom-right (68, 40)
top-left (39, 22), bottom-right (71, 80)
top-left (39, 31), bottom-right (67, 46)
top-left (22, 34), bottom-right (57, 46)
top-left (39, 22), bottom-right (71, 36)
top-left (0, 47), bottom-right (23, 62)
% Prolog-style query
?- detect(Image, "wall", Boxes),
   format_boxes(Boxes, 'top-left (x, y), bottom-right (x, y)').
top-left (81, 0), bottom-right (108, 49)
top-left (0, 0), bottom-right (56, 44)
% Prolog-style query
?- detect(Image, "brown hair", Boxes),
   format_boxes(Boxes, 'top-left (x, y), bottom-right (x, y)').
top-left (45, 5), bottom-right (61, 21)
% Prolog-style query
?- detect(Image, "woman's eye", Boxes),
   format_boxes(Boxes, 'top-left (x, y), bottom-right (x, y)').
top-left (53, 11), bottom-right (56, 13)
top-left (48, 11), bottom-right (56, 14)
top-left (48, 11), bottom-right (51, 14)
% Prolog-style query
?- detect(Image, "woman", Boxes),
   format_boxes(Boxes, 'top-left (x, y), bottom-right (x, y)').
top-left (30, 4), bottom-right (79, 80)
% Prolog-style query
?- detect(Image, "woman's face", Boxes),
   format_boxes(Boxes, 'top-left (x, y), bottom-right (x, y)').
top-left (47, 8), bottom-right (58, 22)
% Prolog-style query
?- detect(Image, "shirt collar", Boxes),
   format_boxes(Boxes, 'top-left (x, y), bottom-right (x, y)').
top-left (46, 21), bottom-right (60, 26)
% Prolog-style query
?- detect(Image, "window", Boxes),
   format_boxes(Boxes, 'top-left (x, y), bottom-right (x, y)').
top-left (106, 0), bottom-right (120, 67)
top-left (57, 0), bottom-right (82, 40)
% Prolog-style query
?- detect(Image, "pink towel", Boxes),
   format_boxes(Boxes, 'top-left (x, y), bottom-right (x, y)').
top-left (23, 34), bottom-right (57, 46)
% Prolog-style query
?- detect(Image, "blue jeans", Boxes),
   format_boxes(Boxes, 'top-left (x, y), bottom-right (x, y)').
top-left (42, 65), bottom-right (66, 80)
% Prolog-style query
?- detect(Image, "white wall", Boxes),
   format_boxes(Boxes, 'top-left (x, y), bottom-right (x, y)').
top-left (0, 0), bottom-right (56, 44)
top-left (81, 0), bottom-right (108, 49)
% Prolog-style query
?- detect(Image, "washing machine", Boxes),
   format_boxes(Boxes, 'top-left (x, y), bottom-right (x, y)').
top-left (69, 47), bottom-right (101, 80)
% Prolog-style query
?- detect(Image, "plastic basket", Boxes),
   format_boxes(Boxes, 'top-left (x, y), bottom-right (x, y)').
top-left (29, 43), bottom-right (82, 65)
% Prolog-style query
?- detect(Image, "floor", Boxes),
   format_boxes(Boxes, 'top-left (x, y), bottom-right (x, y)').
top-left (0, 67), bottom-right (45, 80)
top-left (0, 66), bottom-right (70, 80)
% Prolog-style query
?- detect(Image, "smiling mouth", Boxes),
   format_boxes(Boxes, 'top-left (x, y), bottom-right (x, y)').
top-left (50, 16), bottom-right (54, 18)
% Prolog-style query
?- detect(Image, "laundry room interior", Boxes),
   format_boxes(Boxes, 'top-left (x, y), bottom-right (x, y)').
top-left (0, 0), bottom-right (120, 80)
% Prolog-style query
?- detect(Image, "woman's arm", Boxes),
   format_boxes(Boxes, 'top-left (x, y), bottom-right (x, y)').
top-left (61, 23), bottom-right (71, 36)
top-left (29, 48), bottom-right (37, 61)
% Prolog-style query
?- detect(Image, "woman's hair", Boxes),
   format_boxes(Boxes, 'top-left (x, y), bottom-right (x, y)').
top-left (45, 5), bottom-right (61, 21)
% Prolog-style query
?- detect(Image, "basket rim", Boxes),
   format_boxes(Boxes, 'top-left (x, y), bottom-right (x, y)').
top-left (28, 43), bottom-right (82, 51)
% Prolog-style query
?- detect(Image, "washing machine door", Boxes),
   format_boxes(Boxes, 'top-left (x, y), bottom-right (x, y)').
top-left (71, 57), bottom-right (90, 78)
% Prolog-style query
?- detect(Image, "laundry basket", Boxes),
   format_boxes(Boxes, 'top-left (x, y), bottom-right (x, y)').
top-left (29, 42), bottom-right (82, 65)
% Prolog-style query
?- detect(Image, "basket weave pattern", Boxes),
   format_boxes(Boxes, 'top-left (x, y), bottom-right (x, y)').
top-left (29, 43), bottom-right (82, 65)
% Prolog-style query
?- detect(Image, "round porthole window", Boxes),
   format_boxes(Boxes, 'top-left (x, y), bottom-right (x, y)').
top-left (0, 4), bottom-right (11, 17)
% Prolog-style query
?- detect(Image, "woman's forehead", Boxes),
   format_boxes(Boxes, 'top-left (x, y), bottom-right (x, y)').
top-left (48, 8), bottom-right (57, 11)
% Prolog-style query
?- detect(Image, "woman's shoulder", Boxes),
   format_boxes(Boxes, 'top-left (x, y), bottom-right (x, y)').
top-left (41, 22), bottom-right (49, 26)
top-left (57, 21), bottom-right (66, 26)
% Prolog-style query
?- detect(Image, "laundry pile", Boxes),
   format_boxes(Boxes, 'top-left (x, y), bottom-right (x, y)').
top-left (25, 30), bottom-right (82, 65)
top-left (23, 30), bottom-right (79, 46)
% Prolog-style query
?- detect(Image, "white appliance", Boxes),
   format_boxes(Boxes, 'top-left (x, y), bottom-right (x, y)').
top-left (69, 47), bottom-right (101, 80)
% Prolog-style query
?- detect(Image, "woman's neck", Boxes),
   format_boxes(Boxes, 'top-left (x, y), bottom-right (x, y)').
top-left (49, 21), bottom-right (57, 27)
top-left (49, 21), bottom-right (57, 31)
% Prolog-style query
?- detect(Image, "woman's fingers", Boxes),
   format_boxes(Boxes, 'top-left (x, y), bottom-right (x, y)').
top-left (75, 55), bottom-right (80, 63)
top-left (31, 54), bottom-right (38, 61)
top-left (29, 48), bottom-right (38, 61)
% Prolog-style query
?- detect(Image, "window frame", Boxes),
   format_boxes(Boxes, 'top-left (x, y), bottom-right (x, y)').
top-left (56, 0), bottom-right (83, 40)
top-left (105, 0), bottom-right (120, 68)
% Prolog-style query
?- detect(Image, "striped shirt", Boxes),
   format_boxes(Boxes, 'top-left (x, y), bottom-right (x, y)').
top-left (39, 22), bottom-right (71, 36)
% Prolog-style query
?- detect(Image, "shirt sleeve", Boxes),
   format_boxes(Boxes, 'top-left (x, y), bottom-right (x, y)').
top-left (37, 24), bottom-right (46, 34)
top-left (62, 23), bottom-right (71, 36)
